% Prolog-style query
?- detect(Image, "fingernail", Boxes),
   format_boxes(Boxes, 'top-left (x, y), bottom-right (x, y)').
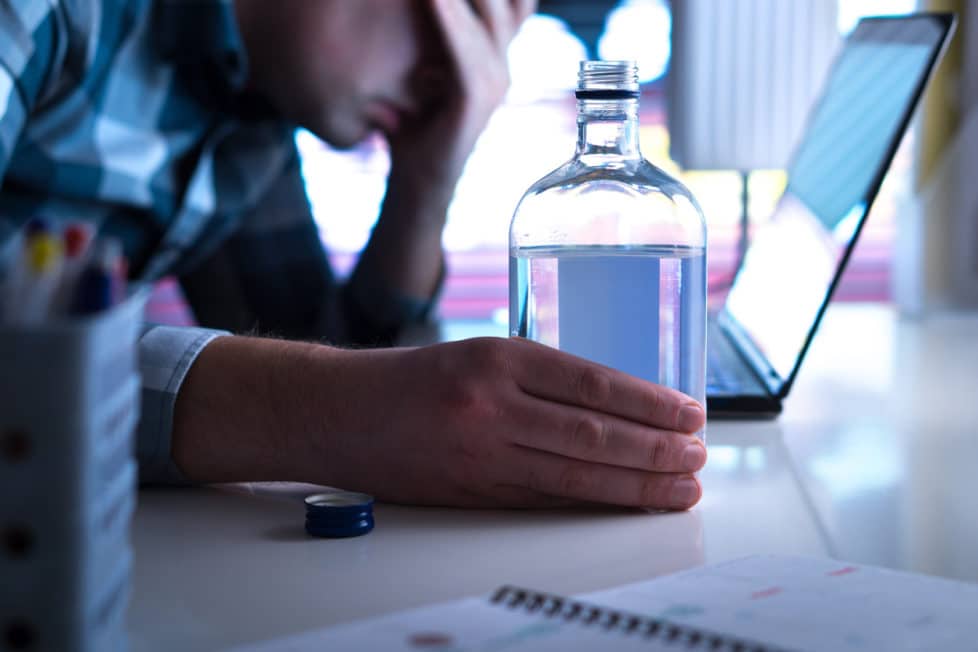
top-left (670, 477), bottom-right (700, 509)
top-left (681, 443), bottom-right (706, 471)
top-left (678, 404), bottom-right (704, 432)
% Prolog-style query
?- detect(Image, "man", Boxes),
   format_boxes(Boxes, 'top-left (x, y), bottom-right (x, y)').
top-left (0, 0), bottom-right (707, 509)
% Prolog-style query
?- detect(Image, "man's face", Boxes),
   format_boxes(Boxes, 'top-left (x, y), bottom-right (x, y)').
top-left (239, 0), bottom-right (446, 149)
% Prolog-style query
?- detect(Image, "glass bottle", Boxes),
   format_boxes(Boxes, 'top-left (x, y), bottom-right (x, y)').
top-left (509, 60), bottom-right (707, 432)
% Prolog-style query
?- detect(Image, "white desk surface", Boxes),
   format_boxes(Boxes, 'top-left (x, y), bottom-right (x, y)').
top-left (128, 304), bottom-right (978, 651)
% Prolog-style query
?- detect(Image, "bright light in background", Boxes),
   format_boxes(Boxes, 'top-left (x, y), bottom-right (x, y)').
top-left (837, 0), bottom-right (918, 34)
top-left (296, 129), bottom-right (388, 255)
top-left (507, 15), bottom-right (587, 103)
top-left (598, 0), bottom-right (671, 83)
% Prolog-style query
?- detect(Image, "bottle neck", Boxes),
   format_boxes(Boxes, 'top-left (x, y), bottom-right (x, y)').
top-left (575, 98), bottom-right (641, 159)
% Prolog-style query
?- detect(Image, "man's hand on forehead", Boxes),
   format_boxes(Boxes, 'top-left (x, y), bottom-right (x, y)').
top-left (382, 0), bottom-right (535, 191)
top-left (460, 0), bottom-right (536, 49)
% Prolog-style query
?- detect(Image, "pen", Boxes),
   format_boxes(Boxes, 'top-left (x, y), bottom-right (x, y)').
top-left (24, 216), bottom-right (50, 237)
top-left (52, 222), bottom-right (96, 314)
top-left (71, 238), bottom-right (123, 316)
top-left (10, 229), bottom-right (65, 325)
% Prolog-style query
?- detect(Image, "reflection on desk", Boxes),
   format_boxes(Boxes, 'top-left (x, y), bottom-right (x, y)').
top-left (777, 305), bottom-right (978, 584)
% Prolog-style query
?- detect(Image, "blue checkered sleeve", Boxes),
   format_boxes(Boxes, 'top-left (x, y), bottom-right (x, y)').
top-left (0, 1), bottom-right (62, 182)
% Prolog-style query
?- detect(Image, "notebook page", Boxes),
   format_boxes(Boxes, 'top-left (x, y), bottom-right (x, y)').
top-left (228, 596), bottom-right (669, 652)
top-left (580, 555), bottom-right (978, 652)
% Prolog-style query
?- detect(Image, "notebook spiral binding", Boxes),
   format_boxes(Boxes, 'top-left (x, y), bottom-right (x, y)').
top-left (490, 586), bottom-right (791, 652)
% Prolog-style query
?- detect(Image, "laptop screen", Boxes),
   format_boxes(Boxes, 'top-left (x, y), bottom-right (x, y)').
top-left (723, 15), bottom-right (953, 388)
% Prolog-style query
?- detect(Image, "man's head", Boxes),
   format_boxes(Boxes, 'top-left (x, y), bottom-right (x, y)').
top-left (233, 0), bottom-right (451, 149)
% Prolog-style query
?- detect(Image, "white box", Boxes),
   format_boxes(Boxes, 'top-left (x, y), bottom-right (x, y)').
top-left (0, 291), bottom-right (144, 652)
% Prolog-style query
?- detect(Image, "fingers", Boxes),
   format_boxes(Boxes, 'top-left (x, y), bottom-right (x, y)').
top-left (512, 0), bottom-right (537, 24)
top-left (430, 0), bottom-right (525, 72)
top-left (509, 338), bottom-right (706, 433)
top-left (468, 0), bottom-right (507, 49)
top-left (508, 397), bottom-right (707, 473)
top-left (503, 446), bottom-right (703, 510)
top-left (429, 0), bottom-right (487, 75)
top-left (468, 0), bottom-right (526, 50)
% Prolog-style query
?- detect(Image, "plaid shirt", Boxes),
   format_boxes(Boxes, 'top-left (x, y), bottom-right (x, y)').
top-left (0, 0), bottom-right (435, 483)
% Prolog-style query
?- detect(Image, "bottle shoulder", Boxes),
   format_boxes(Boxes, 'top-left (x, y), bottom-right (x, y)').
top-left (522, 156), bottom-right (699, 205)
top-left (511, 155), bottom-right (707, 248)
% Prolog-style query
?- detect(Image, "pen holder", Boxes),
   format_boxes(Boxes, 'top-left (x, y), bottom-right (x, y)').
top-left (0, 290), bottom-right (145, 652)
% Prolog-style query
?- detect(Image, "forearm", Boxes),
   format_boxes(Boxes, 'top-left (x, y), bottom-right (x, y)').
top-left (170, 335), bottom-right (354, 484)
top-left (353, 175), bottom-right (448, 301)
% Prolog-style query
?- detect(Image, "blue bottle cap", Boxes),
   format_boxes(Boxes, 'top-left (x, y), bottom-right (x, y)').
top-left (305, 515), bottom-right (375, 538)
top-left (305, 509), bottom-right (372, 526)
top-left (304, 491), bottom-right (375, 538)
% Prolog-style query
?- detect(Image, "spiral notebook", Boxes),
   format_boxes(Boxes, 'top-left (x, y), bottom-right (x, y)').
top-left (229, 555), bottom-right (978, 652)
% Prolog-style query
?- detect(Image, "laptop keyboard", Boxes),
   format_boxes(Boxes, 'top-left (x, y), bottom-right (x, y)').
top-left (707, 355), bottom-right (739, 393)
top-left (707, 321), bottom-right (765, 395)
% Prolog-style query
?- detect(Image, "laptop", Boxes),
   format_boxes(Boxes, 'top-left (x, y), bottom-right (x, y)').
top-left (707, 13), bottom-right (956, 417)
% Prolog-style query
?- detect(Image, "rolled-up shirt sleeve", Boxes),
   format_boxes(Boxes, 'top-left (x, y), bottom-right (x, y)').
top-left (136, 324), bottom-right (228, 484)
